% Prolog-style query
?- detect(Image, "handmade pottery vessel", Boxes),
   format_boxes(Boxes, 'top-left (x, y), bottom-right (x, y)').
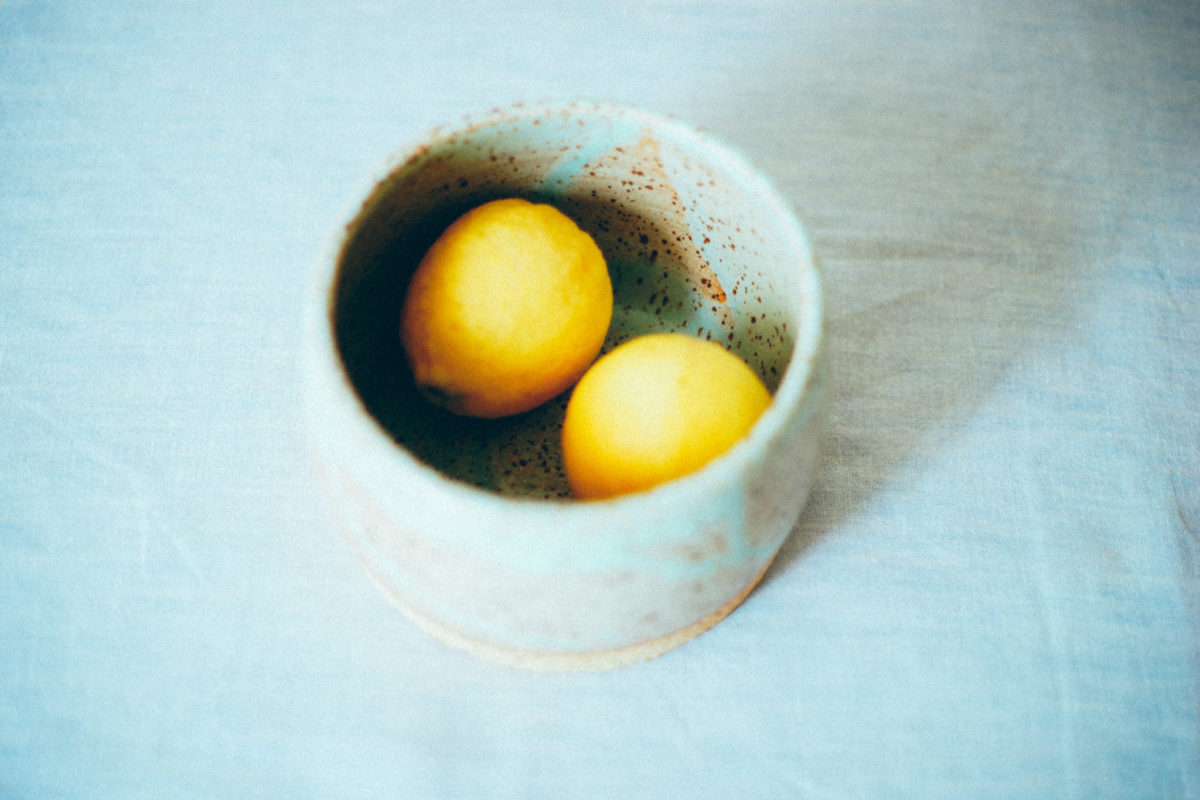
top-left (304, 101), bottom-right (828, 670)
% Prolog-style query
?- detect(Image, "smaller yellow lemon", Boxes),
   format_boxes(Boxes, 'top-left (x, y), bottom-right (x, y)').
top-left (400, 198), bottom-right (612, 418)
top-left (562, 333), bottom-right (772, 500)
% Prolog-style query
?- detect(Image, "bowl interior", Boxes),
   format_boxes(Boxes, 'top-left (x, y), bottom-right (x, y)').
top-left (331, 105), bottom-right (803, 499)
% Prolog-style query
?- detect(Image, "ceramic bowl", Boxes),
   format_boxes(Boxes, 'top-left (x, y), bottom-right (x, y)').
top-left (304, 101), bottom-right (828, 670)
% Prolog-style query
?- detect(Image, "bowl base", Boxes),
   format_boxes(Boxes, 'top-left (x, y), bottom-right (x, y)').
top-left (365, 557), bottom-right (776, 672)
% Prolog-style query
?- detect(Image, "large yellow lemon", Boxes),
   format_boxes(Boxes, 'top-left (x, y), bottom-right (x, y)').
top-left (400, 198), bottom-right (612, 418)
top-left (562, 333), bottom-right (772, 500)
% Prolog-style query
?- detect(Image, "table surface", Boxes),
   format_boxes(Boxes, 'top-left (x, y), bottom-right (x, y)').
top-left (3, 1), bottom-right (1198, 797)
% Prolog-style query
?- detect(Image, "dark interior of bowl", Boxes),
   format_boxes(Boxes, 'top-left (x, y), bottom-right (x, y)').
top-left (331, 111), bottom-right (797, 499)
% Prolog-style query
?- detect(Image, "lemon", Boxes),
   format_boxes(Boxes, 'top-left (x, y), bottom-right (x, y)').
top-left (399, 198), bottom-right (612, 418)
top-left (562, 333), bottom-right (772, 500)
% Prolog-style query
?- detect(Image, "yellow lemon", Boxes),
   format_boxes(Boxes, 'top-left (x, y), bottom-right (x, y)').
top-left (562, 333), bottom-right (772, 500)
top-left (400, 198), bottom-right (612, 418)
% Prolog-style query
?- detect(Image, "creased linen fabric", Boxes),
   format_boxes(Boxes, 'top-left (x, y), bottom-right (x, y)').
top-left (2, 1), bottom-right (1197, 797)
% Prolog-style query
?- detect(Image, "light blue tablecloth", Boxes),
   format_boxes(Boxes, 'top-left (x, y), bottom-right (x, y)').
top-left (3, 1), bottom-right (1197, 797)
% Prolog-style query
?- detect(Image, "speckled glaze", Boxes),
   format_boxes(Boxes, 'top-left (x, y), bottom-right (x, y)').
top-left (304, 102), bottom-right (828, 670)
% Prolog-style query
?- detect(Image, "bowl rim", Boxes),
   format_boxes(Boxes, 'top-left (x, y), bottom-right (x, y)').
top-left (304, 99), bottom-right (824, 525)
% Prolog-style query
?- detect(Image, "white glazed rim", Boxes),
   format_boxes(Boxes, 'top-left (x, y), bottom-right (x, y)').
top-left (304, 100), bottom-right (823, 537)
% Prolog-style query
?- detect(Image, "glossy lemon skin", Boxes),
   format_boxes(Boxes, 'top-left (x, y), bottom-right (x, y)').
top-left (562, 333), bottom-right (772, 500)
top-left (400, 198), bottom-right (612, 418)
